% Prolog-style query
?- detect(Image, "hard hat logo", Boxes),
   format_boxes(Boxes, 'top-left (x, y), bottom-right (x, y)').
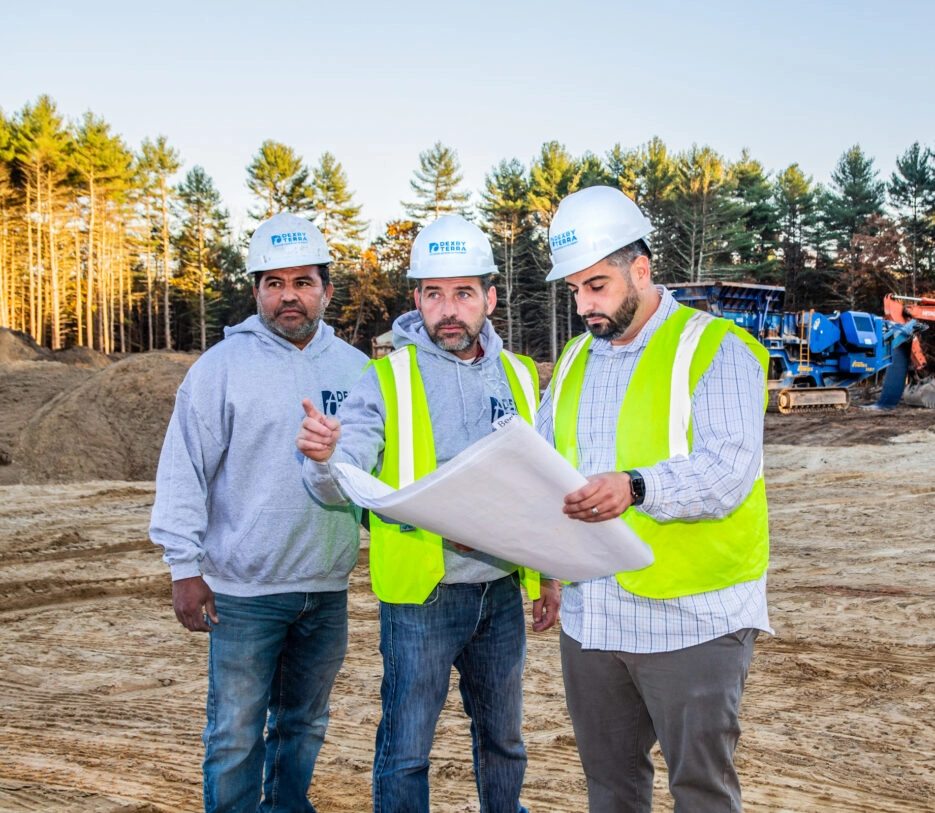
top-left (428, 240), bottom-right (468, 255)
top-left (270, 232), bottom-right (309, 247)
top-left (549, 229), bottom-right (578, 251)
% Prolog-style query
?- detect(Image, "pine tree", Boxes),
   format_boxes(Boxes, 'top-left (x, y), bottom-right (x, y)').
top-left (246, 140), bottom-right (312, 219)
top-left (774, 164), bottom-right (820, 310)
top-left (606, 138), bottom-right (677, 221)
top-left (311, 152), bottom-right (368, 262)
top-left (333, 246), bottom-right (392, 349)
top-left (822, 145), bottom-right (886, 308)
top-left (577, 152), bottom-right (610, 188)
top-left (889, 142), bottom-right (935, 295)
top-left (11, 95), bottom-right (71, 347)
top-left (668, 145), bottom-right (748, 283)
top-left (177, 166), bottom-right (227, 350)
top-left (403, 141), bottom-right (469, 222)
top-left (0, 109), bottom-right (14, 331)
top-left (528, 141), bottom-right (581, 227)
top-left (528, 141), bottom-right (584, 360)
top-left (369, 219), bottom-right (419, 322)
top-left (824, 145), bottom-right (885, 252)
top-left (71, 112), bottom-right (134, 352)
top-left (479, 158), bottom-right (533, 352)
top-left (606, 138), bottom-right (678, 273)
top-left (139, 135), bottom-right (181, 348)
top-left (729, 150), bottom-right (779, 281)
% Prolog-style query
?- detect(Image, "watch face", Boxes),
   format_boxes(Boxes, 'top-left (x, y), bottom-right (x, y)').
top-left (628, 472), bottom-right (645, 504)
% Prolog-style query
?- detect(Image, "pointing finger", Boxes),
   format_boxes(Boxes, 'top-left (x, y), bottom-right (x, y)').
top-left (302, 397), bottom-right (323, 419)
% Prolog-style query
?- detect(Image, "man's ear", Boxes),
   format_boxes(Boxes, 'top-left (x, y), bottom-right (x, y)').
top-left (486, 285), bottom-right (497, 315)
top-left (630, 255), bottom-right (652, 289)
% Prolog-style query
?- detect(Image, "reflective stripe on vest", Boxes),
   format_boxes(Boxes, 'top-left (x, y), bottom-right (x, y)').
top-left (501, 349), bottom-right (538, 418)
top-left (387, 348), bottom-right (417, 487)
top-left (369, 344), bottom-right (542, 604)
top-left (669, 310), bottom-right (715, 458)
top-left (551, 308), bottom-right (770, 598)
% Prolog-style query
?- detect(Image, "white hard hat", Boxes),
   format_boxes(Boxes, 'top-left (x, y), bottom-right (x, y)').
top-left (408, 215), bottom-right (498, 279)
top-left (247, 212), bottom-right (331, 274)
top-left (546, 186), bottom-right (654, 282)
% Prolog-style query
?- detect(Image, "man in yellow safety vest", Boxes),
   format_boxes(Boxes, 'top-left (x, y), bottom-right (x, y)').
top-left (297, 214), bottom-right (561, 813)
top-left (539, 185), bottom-right (772, 813)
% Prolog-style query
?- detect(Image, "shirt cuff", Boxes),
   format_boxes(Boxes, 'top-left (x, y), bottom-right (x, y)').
top-left (302, 457), bottom-right (352, 505)
top-left (170, 561), bottom-right (203, 581)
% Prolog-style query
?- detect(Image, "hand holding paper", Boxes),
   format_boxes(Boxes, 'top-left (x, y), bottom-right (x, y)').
top-left (333, 416), bottom-right (653, 582)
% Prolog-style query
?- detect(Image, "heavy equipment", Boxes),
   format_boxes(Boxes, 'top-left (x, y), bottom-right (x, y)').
top-left (871, 294), bottom-right (935, 409)
top-left (670, 281), bottom-right (923, 413)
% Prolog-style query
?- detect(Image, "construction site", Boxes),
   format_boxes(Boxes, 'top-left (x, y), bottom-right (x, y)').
top-left (1, 292), bottom-right (934, 811)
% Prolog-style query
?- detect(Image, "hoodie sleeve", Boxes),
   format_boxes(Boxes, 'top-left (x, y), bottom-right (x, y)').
top-left (149, 385), bottom-right (227, 581)
top-left (302, 366), bottom-right (388, 503)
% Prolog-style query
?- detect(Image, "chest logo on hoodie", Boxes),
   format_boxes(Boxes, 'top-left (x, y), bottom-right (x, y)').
top-left (490, 396), bottom-right (517, 422)
top-left (321, 390), bottom-right (349, 416)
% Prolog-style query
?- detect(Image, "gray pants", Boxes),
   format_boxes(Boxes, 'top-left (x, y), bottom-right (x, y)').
top-left (560, 628), bottom-right (757, 813)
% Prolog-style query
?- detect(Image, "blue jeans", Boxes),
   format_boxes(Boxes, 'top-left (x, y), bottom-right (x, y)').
top-left (203, 590), bottom-right (348, 813)
top-left (373, 573), bottom-right (529, 813)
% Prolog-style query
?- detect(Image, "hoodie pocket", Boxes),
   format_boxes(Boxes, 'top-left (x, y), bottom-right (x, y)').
top-left (219, 507), bottom-right (357, 584)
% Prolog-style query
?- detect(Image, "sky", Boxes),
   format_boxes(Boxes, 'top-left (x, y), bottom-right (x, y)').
top-left (3, 0), bottom-right (933, 243)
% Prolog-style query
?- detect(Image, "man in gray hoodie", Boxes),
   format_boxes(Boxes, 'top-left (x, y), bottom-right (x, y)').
top-left (150, 212), bottom-right (368, 813)
top-left (297, 215), bottom-right (561, 813)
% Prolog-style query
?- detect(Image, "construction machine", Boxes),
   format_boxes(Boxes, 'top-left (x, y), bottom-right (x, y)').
top-left (871, 294), bottom-right (935, 409)
top-left (670, 282), bottom-right (922, 413)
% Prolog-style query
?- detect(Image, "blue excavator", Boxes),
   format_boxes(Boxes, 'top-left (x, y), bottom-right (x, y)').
top-left (669, 281), bottom-right (924, 413)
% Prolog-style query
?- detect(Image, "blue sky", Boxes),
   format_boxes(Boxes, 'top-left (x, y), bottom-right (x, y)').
top-left (4, 1), bottom-right (933, 241)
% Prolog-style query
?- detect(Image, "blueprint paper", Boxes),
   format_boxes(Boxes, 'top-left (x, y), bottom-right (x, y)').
top-left (333, 416), bottom-right (654, 582)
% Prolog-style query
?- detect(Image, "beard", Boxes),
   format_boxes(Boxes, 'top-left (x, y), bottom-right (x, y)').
top-left (426, 316), bottom-right (484, 353)
top-left (585, 281), bottom-right (640, 341)
top-left (257, 300), bottom-right (324, 344)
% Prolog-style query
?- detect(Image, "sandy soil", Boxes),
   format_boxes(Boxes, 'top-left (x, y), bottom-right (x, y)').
top-left (1, 330), bottom-right (934, 811)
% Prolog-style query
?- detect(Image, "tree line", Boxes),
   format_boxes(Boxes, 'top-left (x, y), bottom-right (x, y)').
top-left (2, 94), bottom-right (934, 362)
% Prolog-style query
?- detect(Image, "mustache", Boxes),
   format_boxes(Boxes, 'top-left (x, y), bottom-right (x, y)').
top-left (436, 318), bottom-right (468, 330)
top-left (276, 303), bottom-right (307, 316)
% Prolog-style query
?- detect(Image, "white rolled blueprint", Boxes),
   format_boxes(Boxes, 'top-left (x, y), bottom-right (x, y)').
top-left (333, 415), bottom-right (654, 582)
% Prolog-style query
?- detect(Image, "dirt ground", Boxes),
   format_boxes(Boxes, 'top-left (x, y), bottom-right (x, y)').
top-left (1, 332), bottom-right (934, 812)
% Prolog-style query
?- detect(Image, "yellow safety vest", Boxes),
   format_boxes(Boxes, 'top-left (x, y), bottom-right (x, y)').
top-left (369, 344), bottom-right (542, 604)
top-left (552, 306), bottom-right (770, 599)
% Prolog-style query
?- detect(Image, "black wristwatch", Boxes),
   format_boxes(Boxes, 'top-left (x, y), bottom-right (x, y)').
top-left (625, 470), bottom-right (645, 506)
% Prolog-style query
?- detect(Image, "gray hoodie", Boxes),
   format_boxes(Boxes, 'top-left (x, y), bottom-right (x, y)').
top-left (303, 309), bottom-right (523, 585)
top-left (150, 315), bottom-right (369, 597)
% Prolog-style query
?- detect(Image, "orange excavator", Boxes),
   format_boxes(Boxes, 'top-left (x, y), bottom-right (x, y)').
top-left (882, 294), bottom-right (935, 373)
top-left (872, 294), bottom-right (935, 409)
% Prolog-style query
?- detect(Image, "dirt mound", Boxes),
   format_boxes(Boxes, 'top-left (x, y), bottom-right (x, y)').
top-left (0, 327), bottom-right (50, 363)
top-left (0, 361), bottom-right (96, 480)
top-left (50, 345), bottom-right (115, 369)
top-left (16, 352), bottom-right (197, 483)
